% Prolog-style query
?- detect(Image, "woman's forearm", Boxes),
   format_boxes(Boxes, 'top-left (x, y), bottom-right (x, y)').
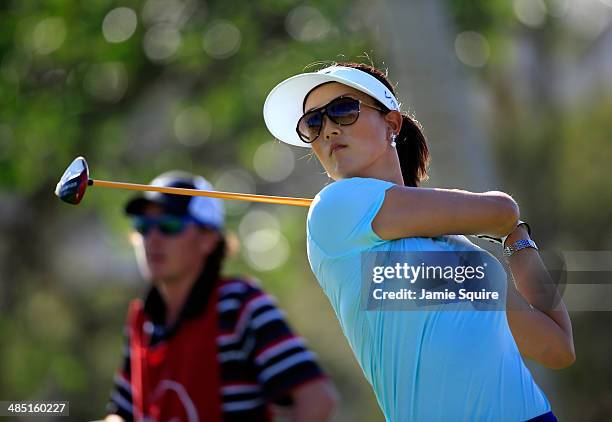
top-left (505, 226), bottom-right (575, 368)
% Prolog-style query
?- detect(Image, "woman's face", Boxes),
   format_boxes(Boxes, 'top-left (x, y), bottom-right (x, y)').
top-left (303, 82), bottom-right (397, 180)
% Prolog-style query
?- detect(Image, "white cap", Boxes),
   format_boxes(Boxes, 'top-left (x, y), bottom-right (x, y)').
top-left (189, 176), bottom-right (225, 230)
top-left (125, 171), bottom-right (224, 231)
top-left (263, 65), bottom-right (401, 148)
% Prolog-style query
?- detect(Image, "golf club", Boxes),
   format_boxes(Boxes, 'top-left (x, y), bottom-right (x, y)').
top-left (55, 156), bottom-right (313, 208)
top-left (55, 156), bottom-right (502, 244)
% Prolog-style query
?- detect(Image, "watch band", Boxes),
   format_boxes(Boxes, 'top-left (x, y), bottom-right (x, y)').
top-left (503, 238), bottom-right (538, 258)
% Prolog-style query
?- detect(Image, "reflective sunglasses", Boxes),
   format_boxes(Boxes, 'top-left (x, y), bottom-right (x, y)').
top-left (296, 96), bottom-right (386, 144)
top-left (132, 215), bottom-right (196, 236)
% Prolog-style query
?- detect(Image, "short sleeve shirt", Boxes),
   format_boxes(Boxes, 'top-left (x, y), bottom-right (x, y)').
top-left (307, 177), bottom-right (551, 422)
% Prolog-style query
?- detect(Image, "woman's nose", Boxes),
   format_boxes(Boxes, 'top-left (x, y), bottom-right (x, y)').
top-left (322, 116), bottom-right (341, 140)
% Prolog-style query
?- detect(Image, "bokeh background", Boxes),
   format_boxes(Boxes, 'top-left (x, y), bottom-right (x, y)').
top-left (1, 0), bottom-right (611, 420)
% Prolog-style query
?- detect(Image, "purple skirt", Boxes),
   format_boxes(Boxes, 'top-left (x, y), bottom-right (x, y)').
top-left (526, 411), bottom-right (557, 422)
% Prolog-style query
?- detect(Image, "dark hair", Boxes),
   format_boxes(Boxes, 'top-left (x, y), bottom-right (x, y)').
top-left (200, 230), bottom-right (226, 282)
top-left (333, 62), bottom-right (430, 187)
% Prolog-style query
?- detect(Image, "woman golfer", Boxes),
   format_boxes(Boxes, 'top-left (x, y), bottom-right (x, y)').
top-left (263, 63), bottom-right (574, 421)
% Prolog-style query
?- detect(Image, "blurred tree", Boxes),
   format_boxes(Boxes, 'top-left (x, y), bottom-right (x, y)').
top-left (443, 1), bottom-right (612, 420)
top-left (373, 0), bottom-right (498, 191)
top-left (0, 0), bottom-right (384, 420)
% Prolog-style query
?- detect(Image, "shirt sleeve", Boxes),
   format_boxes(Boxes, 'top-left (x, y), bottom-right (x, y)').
top-left (244, 286), bottom-right (327, 402)
top-left (307, 177), bottom-right (395, 257)
top-left (106, 326), bottom-right (134, 421)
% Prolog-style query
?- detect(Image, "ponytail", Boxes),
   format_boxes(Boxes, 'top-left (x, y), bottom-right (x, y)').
top-left (396, 114), bottom-right (429, 186)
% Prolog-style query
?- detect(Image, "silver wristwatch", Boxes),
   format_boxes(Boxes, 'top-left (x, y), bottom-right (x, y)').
top-left (503, 238), bottom-right (538, 258)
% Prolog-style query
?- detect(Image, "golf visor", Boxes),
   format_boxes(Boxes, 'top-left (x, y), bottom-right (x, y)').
top-left (263, 65), bottom-right (401, 148)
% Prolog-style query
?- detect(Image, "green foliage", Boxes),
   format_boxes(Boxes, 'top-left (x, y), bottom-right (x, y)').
top-left (557, 100), bottom-right (612, 247)
top-left (0, 0), bottom-right (378, 420)
top-left (446, 0), bottom-right (513, 35)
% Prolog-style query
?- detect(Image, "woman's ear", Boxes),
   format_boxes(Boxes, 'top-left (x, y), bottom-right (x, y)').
top-left (384, 111), bottom-right (403, 136)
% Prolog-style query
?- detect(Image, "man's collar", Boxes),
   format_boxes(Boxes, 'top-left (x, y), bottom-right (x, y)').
top-left (143, 270), bottom-right (218, 330)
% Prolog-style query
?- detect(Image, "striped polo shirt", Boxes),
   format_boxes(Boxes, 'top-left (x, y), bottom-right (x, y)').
top-left (106, 275), bottom-right (326, 421)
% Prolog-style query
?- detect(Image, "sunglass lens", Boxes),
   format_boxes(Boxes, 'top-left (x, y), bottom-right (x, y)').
top-left (133, 217), bottom-right (151, 235)
top-left (132, 216), bottom-right (189, 236)
top-left (327, 98), bottom-right (359, 125)
top-left (298, 111), bottom-right (323, 142)
top-left (158, 217), bottom-right (186, 235)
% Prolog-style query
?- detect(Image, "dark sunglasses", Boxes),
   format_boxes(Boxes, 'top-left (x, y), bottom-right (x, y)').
top-left (296, 96), bottom-right (386, 144)
top-left (132, 215), bottom-right (196, 236)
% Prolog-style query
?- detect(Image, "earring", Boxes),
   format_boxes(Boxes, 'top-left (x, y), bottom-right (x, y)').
top-left (390, 133), bottom-right (397, 148)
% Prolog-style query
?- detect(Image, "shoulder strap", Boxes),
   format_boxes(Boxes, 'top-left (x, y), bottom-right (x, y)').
top-left (127, 299), bottom-right (147, 422)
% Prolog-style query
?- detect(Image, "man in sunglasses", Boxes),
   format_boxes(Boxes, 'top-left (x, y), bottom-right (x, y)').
top-left (104, 171), bottom-right (337, 422)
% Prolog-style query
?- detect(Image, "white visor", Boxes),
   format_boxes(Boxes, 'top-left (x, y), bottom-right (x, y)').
top-left (263, 66), bottom-right (401, 148)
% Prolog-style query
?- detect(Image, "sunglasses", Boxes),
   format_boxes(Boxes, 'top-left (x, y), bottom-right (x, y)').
top-left (132, 215), bottom-right (196, 236)
top-left (296, 96), bottom-right (386, 144)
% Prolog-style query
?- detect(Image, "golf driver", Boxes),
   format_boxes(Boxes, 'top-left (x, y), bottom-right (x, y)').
top-left (55, 156), bottom-right (313, 207)
top-left (54, 157), bottom-right (502, 244)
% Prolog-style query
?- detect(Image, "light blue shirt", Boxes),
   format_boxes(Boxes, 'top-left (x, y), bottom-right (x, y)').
top-left (306, 177), bottom-right (551, 422)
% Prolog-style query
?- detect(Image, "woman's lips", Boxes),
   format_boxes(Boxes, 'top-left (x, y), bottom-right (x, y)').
top-left (330, 144), bottom-right (347, 155)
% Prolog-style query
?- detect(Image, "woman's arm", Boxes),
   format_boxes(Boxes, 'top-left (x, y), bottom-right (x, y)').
top-left (372, 186), bottom-right (519, 240)
top-left (505, 225), bottom-right (575, 369)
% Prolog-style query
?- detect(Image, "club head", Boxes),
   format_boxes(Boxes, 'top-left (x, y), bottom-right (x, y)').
top-left (55, 156), bottom-right (90, 205)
